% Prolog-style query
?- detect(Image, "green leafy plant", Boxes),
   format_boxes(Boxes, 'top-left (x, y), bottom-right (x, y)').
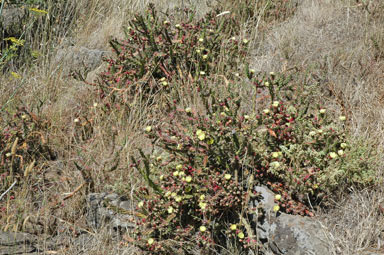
top-left (93, 3), bottom-right (250, 111)
top-left (130, 71), bottom-right (378, 253)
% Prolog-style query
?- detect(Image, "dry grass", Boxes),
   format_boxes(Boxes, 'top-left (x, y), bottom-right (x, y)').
top-left (1, 0), bottom-right (384, 254)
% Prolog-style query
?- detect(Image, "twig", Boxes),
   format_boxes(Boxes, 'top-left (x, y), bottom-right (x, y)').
top-left (0, 181), bottom-right (17, 201)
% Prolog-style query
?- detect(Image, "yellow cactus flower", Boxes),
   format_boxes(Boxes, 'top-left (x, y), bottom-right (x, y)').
top-left (147, 238), bottom-right (154, 245)
top-left (273, 205), bottom-right (280, 212)
top-left (200, 226), bottom-right (207, 232)
top-left (230, 224), bottom-right (237, 230)
top-left (196, 129), bottom-right (206, 140)
top-left (199, 202), bottom-right (207, 210)
top-left (329, 152), bottom-right (338, 159)
top-left (238, 232), bottom-right (245, 239)
top-left (185, 176), bottom-right (192, 183)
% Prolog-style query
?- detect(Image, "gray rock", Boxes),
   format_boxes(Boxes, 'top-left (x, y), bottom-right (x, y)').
top-left (0, 7), bottom-right (26, 34)
top-left (251, 186), bottom-right (329, 255)
top-left (268, 214), bottom-right (328, 255)
top-left (54, 46), bottom-right (108, 78)
top-left (0, 231), bottom-right (36, 254)
top-left (86, 193), bottom-right (136, 232)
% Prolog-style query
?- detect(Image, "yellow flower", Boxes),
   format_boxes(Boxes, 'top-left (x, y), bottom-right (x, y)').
top-left (319, 109), bottom-right (326, 114)
top-left (167, 206), bottom-right (174, 214)
top-left (272, 152), bottom-right (279, 158)
top-left (273, 205), bottom-right (280, 212)
top-left (171, 192), bottom-right (177, 197)
top-left (196, 129), bottom-right (206, 140)
top-left (185, 107), bottom-right (192, 113)
top-left (202, 54), bottom-right (208, 60)
top-left (147, 238), bottom-right (154, 245)
top-left (275, 194), bottom-right (281, 201)
top-left (200, 71), bottom-right (206, 75)
top-left (238, 232), bottom-right (245, 239)
top-left (200, 194), bottom-right (205, 200)
top-left (230, 224), bottom-right (237, 230)
top-left (5, 37), bottom-right (24, 46)
top-left (249, 69), bottom-right (255, 74)
top-left (339, 116), bottom-right (346, 121)
top-left (338, 150), bottom-right (344, 156)
top-left (199, 38), bottom-right (204, 42)
top-left (264, 82), bottom-right (270, 87)
top-left (200, 226), bottom-right (207, 232)
top-left (159, 175), bottom-right (164, 181)
top-left (176, 164), bottom-right (183, 170)
top-left (243, 39), bottom-right (249, 44)
top-left (224, 174), bottom-right (232, 180)
top-left (270, 161), bottom-right (280, 169)
top-left (175, 196), bottom-right (182, 202)
top-left (207, 138), bottom-right (214, 145)
top-left (138, 201), bottom-right (144, 208)
top-left (165, 191), bottom-right (171, 197)
top-left (199, 202), bottom-right (207, 210)
top-left (29, 8), bottom-right (48, 15)
top-left (329, 152), bottom-right (338, 159)
top-left (340, 143), bottom-right (347, 149)
top-left (144, 126), bottom-right (152, 132)
top-left (185, 176), bottom-right (192, 183)
top-left (263, 109), bottom-right (270, 114)
top-left (272, 101), bottom-right (279, 107)
top-left (173, 171), bottom-right (179, 177)
top-left (309, 131), bottom-right (316, 136)
top-left (10, 72), bottom-right (21, 79)
top-left (162, 81), bottom-right (168, 86)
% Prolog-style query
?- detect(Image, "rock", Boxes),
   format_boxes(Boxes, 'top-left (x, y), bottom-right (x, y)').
top-left (0, 231), bottom-right (37, 254)
top-left (251, 186), bottom-right (329, 255)
top-left (0, 7), bottom-right (26, 35)
top-left (268, 214), bottom-right (328, 255)
top-left (54, 46), bottom-right (108, 79)
top-left (86, 193), bottom-right (136, 232)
